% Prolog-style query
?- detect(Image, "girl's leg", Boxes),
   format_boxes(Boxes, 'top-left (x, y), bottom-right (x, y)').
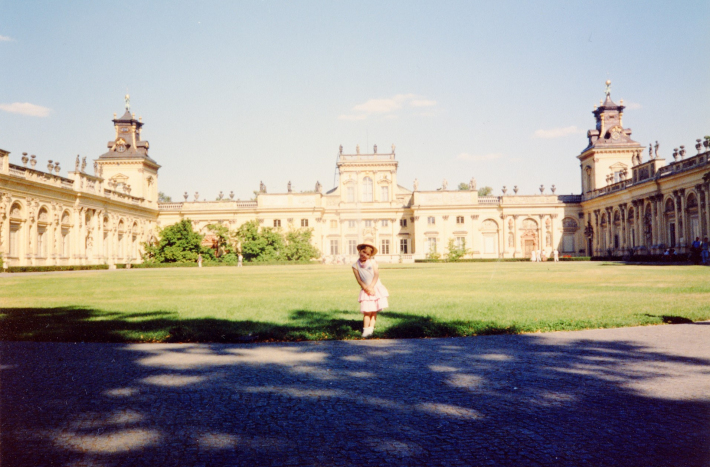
top-left (362, 312), bottom-right (377, 337)
top-left (363, 312), bottom-right (375, 329)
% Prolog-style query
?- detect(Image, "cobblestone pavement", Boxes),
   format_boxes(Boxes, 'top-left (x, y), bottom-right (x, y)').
top-left (2, 323), bottom-right (709, 466)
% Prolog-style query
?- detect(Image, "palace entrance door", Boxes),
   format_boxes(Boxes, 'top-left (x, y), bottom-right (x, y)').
top-left (524, 239), bottom-right (535, 258)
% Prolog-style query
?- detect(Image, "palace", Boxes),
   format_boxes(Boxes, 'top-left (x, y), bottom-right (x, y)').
top-left (2, 83), bottom-right (709, 267)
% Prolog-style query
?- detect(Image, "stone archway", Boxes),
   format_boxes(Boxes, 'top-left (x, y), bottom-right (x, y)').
top-left (520, 218), bottom-right (539, 258)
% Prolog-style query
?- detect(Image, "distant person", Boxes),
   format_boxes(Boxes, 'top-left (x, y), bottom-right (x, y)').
top-left (691, 237), bottom-right (702, 264)
top-left (701, 237), bottom-right (709, 265)
top-left (553, 248), bottom-right (559, 262)
top-left (238, 253), bottom-right (243, 267)
top-left (197, 253), bottom-right (203, 268)
top-left (352, 243), bottom-right (389, 338)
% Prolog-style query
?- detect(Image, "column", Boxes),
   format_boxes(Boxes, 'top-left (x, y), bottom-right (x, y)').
top-left (513, 215), bottom-right (521, 258)
top-left (470, 215), bottom-right (479, 256)
top-left (593, 210), bottom-right (600, 255)
top-left (678, 188), bottom-right (687, 250)
top-left (549, 214), bottom-right (557, 255)
top-left (619, 204), bottom-right (629, 251)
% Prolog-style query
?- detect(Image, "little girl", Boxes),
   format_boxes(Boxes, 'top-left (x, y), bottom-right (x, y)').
top-left (352, 242), bottom-right (389, 337)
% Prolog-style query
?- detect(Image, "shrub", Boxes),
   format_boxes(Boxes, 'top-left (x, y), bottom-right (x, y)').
top-left (142, 219), bottom-right (209, 263)
top-left (7, 265), bottom-right (110, 273)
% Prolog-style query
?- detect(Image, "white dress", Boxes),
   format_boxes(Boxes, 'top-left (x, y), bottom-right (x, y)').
top-left (353, 259), bottom-right (390, 313)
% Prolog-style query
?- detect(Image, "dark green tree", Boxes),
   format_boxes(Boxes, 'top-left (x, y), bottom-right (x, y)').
top-left (457, 182), bottom-right (469, 190)
top-left (235, 220), bottom-right (285, 262)
top-left (142, 219), bottom-right (207, 263)
top-left (158, 192), bottom-right (172, 202)
top-left (283, 228), bottom-right (320, 261)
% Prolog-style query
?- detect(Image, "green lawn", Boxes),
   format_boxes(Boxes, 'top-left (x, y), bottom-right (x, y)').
top-left (1, 262), bottom-right (708, 343)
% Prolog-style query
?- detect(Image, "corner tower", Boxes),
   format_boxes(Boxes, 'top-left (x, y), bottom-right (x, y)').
top-left (96, 95), bottom-right (161, 205)
top-left (578, 81), bottom-right (643, 195)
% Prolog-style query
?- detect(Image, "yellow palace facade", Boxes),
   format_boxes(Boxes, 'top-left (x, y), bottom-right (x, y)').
top-left (2, 84), bottom-right (708, 267)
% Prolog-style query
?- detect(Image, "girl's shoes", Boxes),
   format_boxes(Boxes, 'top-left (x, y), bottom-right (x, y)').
top-left (362, 327), bottom-right (374, 338)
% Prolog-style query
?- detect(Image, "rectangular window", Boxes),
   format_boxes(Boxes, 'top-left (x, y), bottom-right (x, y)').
top-left (273, 219), bottom-right (281, 227)
top-left (400, 219), bottom-right (407, 227)
top-left (427, 216), bottom-right (435, 225)
top-left (9, 224), bottom-right (20, 257)
top-left (330, 239), bottom-right (339, 255)
top-left (330, 220), bottom-right (338, 229)
top-left (562, 234), bottom-right (574, 253)
top-left (381, 186), bottom-right (389, 202)
top-left (456, 216), bottom-right (464, 224)
top-left (348, 240), bottom-right (357, 255)
top-left (455, 237), bottom-right (466, 249)
top-left (347, 187), bottom-right (355, 202)
top-left (362, 179), bottom-right (373, 202)
top-left (62, 229), bottom-right (70, 257)
top-left (37, 229), bottom-right (45, 257)
top-left (427, 237), bottom-right (437, 253)
top-left (381, 220), bottom-right (389, 227)
top-left (399, 238), bottom-right (408, 254)
top-left (103, 232), bottom-right (109, 258)
top-left (483, 234), bottom-right (496, 254)
top-left (301, 219), bottom-right (308, 227)
top-left (118, 234), bottom-right (124, 258)
top-left (364, 220), bottom-right (372, 227)
top-left (381, 239), bottom-right (390, 255)
top-left (348, 220), bottom-right (356, 229)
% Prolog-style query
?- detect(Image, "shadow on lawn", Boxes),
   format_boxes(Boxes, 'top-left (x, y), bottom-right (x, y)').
top-left (0, 307), bottom-right (520, 343)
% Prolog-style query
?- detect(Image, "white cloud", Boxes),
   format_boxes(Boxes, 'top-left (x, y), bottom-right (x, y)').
top-left (342, 94), bottom-right (436, 120)
top-left (0, 35), bottom-right (13, 42)
top-left (338, 114), bottom-right (368, 121)
top-left (457, 153), bottom-right (502, 161)
top-left (410, 99), bottom-right (437, 107)
top-left (534, 126), bottom-right (582, 139)
top-left (0, 102), bottom-right (52, 117)
top-left (623, 101), bottom-right (642, 110)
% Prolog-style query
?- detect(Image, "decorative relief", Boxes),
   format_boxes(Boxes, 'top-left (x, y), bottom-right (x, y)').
top-left (481, 219), bottom-right (498, 230)
top-left (562, 218), bottom-right (578, 231)
top-left (295, 195), bottom-right (317, 206)
top-left (522, 218), bottom-right (538, 230)
top-left (260, 196), bottom-right (289, 207)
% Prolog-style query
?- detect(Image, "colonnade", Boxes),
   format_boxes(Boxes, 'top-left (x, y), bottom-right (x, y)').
top-left (588, 176), bottom-right (710, 256)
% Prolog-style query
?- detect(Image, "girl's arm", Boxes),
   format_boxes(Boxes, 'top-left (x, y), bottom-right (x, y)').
top-left (352, 267), bottom-right (375, 295)
top-left (369, 260), bottom-right (380, 289)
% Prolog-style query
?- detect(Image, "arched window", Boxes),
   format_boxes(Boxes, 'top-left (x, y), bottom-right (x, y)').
top-left (362, 177), bottom-right (373, 202)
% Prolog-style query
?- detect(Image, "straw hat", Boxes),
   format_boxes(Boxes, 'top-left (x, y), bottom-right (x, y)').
top-left (357, 242), bottom-right (378, 256)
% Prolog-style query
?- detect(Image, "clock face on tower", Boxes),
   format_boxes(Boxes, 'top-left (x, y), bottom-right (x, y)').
top-left (609, 126), bottom-right (622, 141)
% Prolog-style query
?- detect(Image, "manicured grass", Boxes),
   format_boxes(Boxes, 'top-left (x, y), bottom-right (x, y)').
top-left (1, 262), bottom-right (708, 343)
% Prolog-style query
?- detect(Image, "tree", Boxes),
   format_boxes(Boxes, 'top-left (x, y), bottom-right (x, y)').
top-left (142, 219), bottom-right (207, 263)
top-left (445, 238), bottom-right (470, 262)
top-left (158, 192), bottom-right (172, 203)
top-left (457, 182), bottom-right (470, 191)
top-left (478, 186), bottom-right (493, 196)
top-left (206, 223), bottom-right (235, 257)
top-left (235, 220), bottom-right (285, 262)
top-left (283, 228), bottom-right (320, 261)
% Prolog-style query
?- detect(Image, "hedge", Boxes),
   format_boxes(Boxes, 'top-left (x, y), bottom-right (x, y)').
top-left (415, 257), bottom-right (590, 263)
top-left (6, 264), bottom-right (110, 273)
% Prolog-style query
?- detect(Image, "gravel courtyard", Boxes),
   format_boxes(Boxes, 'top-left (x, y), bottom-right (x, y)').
top-left (2, 322), bottom-right (709, 466)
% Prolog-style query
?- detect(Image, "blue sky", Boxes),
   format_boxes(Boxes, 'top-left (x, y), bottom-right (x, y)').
top-left (1, 0), bottom-right (708, 200)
